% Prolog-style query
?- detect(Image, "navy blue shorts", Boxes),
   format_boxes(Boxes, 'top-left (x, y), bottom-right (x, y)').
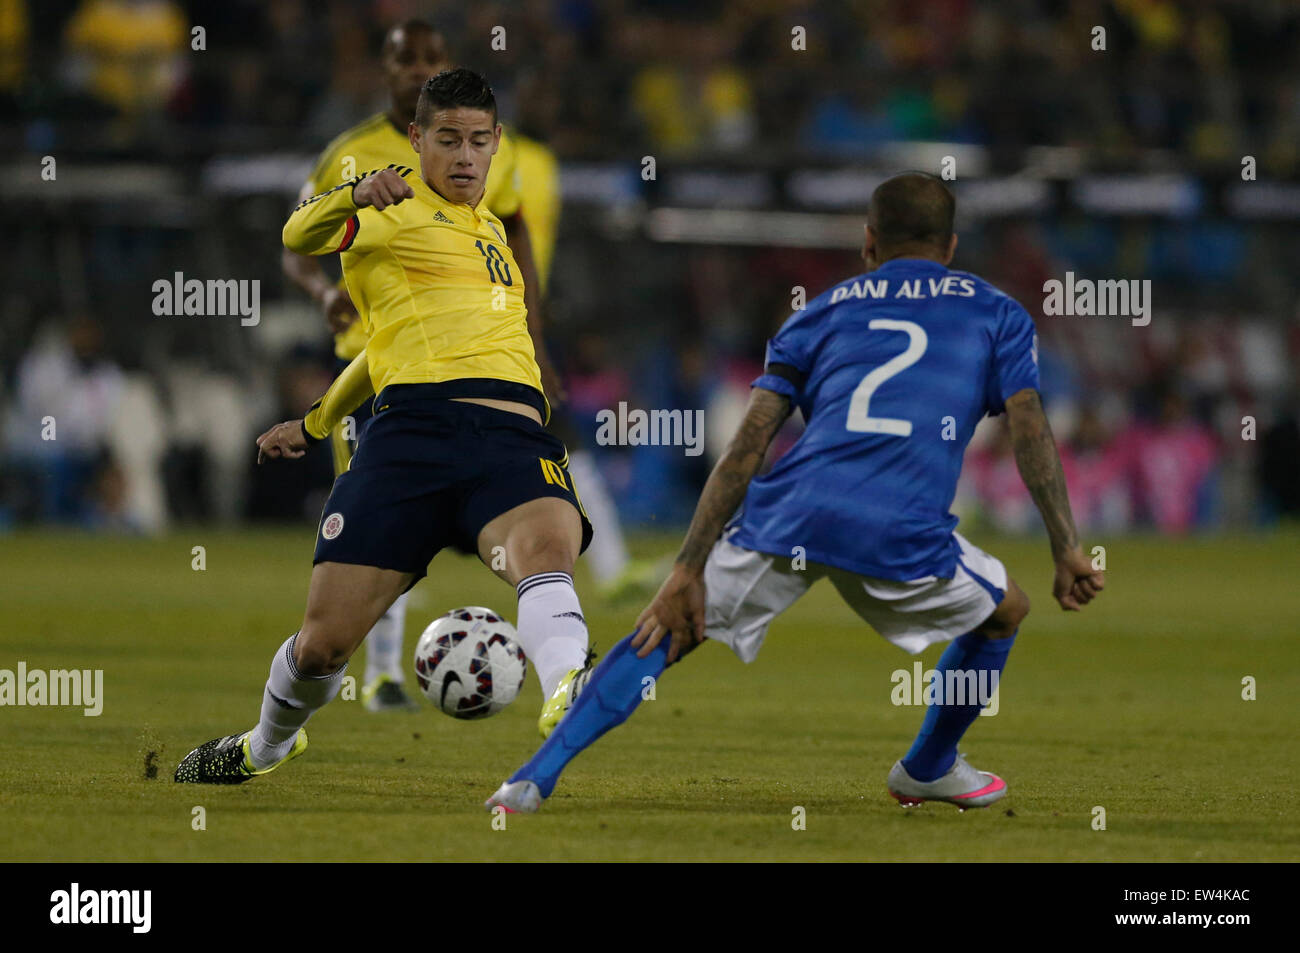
top-left (313, 386), bottom-right (593, 581)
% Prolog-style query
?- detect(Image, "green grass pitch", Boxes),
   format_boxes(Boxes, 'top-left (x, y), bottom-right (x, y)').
top-left (1, 527), bottom-right (1297, 861)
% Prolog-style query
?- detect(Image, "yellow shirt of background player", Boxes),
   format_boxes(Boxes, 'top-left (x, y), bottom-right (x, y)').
top-left (305, 113), bottom-right (523, 360)
top-left (510, 131), bottom-right (561, 297)
top-left (284, 167), bottom-right (540, 403)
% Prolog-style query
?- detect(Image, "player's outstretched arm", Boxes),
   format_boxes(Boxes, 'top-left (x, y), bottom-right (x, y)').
top-left (256, 420), bottom-right (308, 464)
top-left (256, 352), bottom-right (374, 464)
top-left (1004, 387), bottom-right (1104, 610)
top-left (676, 386), bottom-right (791, 570)
top-left (633, 386), bottom-right (791, 660)
top-left (352, 168), bottom-right (415, 211)
top-left (282, 181), bottom-right (360, 335)
top-left (282, 169), bottom-right (413, 256)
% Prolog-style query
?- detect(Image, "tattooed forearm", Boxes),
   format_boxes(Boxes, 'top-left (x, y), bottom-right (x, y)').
top-left (676, 388), bottom-right (791, 572)
top-left (1006, 388), bottom-right (1080, 559)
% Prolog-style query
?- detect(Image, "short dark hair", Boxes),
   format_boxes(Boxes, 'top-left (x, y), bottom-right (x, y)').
top-left (381, 18), bottom-right (437, 58)
top-left (867, 172), bottom-right (956, 255)
top-left (414, 68), bottom-right (497, 127)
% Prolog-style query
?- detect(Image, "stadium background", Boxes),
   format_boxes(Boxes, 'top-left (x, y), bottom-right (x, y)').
top-left (2, 0), bottom-right (1298, 536)
top-left (2, 0), bottom-right (1299, 867)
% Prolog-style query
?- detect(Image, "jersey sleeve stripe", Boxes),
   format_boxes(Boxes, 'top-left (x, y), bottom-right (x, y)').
top-left (336, 215), bottom-right (360, 253)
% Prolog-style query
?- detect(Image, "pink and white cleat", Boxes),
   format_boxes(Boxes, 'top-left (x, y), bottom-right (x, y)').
top-left (887, 755), bottom-right (1007, 810)
top-left (484, 779), bottom-right (543, 814)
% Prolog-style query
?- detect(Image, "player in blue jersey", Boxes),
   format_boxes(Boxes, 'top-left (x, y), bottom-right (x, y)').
top-left (485, 172), bottom-right (1104, 813)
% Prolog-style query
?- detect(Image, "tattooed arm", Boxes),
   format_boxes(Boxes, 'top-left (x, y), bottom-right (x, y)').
top-left (1004, 387), bottom-right (1104, 610)
top-left (632, 387), bottom-right (792, 660)
top-left (676, 387), bottom-right (792, 571)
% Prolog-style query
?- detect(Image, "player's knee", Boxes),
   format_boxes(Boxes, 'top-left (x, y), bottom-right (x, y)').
top-left (997, 581), bottom-right (1030, 634)
top-left (507, 526), bottom-right (578, 578)
top-left (979, 580), bottom-right (1028, 639)
top-left (294, 628), bottom-right (351, 677)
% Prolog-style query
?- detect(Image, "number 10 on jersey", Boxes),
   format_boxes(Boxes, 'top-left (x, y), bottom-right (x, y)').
top-left (474, 240), bottom-right (513, 286)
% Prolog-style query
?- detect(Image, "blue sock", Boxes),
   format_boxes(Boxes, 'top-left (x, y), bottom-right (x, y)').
top-left (509, 632), bottom-right (671, 797)
top-left (901, 630), bottom-right (1016, 782)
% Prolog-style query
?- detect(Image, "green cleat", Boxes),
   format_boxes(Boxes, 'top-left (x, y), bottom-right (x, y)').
top-left (537, 648), bottom-right (597, 739)
top-left (173, 729), bottom-right (307, 784)
top-left (362, 675), bottom-right (420, 712)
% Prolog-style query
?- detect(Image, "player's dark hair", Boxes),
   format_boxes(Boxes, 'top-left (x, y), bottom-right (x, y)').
top-left (868, 172), bottom-right (956, 256)
top-left (381, 18), bottom-right (439, 58)
top-left (414, 68), bottom-right (497, 127)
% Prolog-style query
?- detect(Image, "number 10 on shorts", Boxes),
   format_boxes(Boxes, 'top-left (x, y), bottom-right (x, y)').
top-left (539, 458), bottom-right (569, 490)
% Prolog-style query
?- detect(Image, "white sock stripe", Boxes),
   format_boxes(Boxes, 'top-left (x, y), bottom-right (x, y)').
top-left (516, 572), bottom-right (574, 598)
top-left (517, 571), bottom-right (573, 587)
top-left (283, 632), bottom-right (302, 680)
top-left (283, 631), bottom-right (348, 682)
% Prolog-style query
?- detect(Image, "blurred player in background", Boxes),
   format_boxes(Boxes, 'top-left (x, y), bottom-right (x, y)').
top-left (487, 173), bottom-right (1105, 814)
top-left (281, 19), bottom-right (559, 712)
top-left (177, 69), bottom-right (594, 785)
top-left (510, 74), bottom-right (658, 608)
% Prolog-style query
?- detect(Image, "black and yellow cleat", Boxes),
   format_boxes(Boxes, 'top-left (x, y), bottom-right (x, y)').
top-left (173, 729), bottom-right (307, 784)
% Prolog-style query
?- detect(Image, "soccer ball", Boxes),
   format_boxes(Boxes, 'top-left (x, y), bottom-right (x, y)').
top-left (413, 607), bottom-right (527, 719)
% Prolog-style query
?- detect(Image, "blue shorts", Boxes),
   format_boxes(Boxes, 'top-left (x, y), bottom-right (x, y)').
top-left (313, 385), bottom-right (593, 582)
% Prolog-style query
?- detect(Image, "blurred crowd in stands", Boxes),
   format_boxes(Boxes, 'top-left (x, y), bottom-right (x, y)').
top-left (2, 0), bottom-right (1299, 535)
top-left (3, 0), bottom-right (1299, 165)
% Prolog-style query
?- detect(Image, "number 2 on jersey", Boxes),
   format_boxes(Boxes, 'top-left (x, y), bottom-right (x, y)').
top-left (845, 319), bottom-right (927, 437)
top-left (474, 240), bottom-right (513, 286)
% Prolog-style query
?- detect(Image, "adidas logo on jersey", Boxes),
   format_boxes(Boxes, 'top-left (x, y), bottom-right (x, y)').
top-left (433, 210), bottom-right (453, 224)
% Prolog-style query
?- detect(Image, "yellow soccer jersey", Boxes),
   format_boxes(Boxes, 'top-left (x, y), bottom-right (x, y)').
top-left (284, 166), bottom-right (541, 432)
top-left (511, 131), bottom-right (561, 296)
top-left (306, 113), bottom-right (523, 360)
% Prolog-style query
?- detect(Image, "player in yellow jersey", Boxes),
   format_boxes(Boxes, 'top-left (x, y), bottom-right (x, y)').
top-left (281, 18), bottom-right (560, 712)
top-left (176, 69), bottom-right (593, 784)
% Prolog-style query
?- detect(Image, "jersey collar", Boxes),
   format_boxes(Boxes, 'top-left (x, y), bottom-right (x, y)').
top-left (413, 176), bottom-right (493, 228)
top-left (871, 257), bottom-right (950, 275)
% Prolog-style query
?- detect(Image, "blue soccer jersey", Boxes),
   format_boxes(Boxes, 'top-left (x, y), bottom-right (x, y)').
top-left (731, 257), bottom-right (1040, 581)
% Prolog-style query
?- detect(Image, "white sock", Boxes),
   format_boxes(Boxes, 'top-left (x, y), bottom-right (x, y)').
top-left (568, 451), bottom-right (629, 585)
top-left (364, 590), bottom-right (409, 684)
top-left (515, 571), bottom-right (589, 697)
top-left (249, 633), bottom-right (348, 769)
